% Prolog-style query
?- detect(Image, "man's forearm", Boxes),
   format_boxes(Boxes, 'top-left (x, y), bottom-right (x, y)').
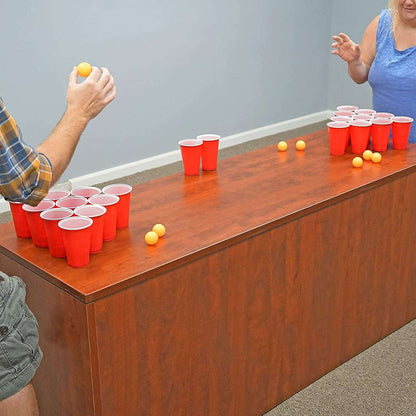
top-left (36, 108), bottom-right (89, 186)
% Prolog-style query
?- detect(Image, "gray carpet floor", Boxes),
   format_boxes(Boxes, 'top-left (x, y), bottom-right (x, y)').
top-left (1, 120), bottom-right (415, 416)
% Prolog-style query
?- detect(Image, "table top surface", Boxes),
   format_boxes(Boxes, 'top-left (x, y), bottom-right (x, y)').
top-left (1, 129), bottom-right (416, 302)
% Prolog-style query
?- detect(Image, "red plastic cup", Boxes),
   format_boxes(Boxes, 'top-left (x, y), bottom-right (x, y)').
top-left (9, 202), bottom-right (32, 238)
top-left (70, 186), bottom-right (101, 198)
top-left (356, 109), bottom-right (376, 116)
top-left (46, 189), bottom-right (70, 201)
top-left (330, 116), bottom-right (352, 123)
top-left (56, 195), bottom-right (87, 210)
top-left (350, 120), bottom-right (372, 154)
top-left (58, 216), bottom-right (93, 268)
top-left (40, 207), bottom-right (73, 258)
top-left (197, 134), bottom-right (221, 171)
top-left (22, 199), bottom-right (55, 247)
top-left (333, 110), bottom-right (354, 118)
top-left (371, 118), bottom-right (392, 152)
top-left (392, 116), bottom-right (414, 150)
top-left (88, 194), bottom-right (119, 241)
top-left (353, 114), bottom-right (373, 121)
top-left (327, 121), bottom-right (350, 155)
top-left (374, 112), bottom-right (394, 119)
top-left (336, 105), bottom-right (358, 112)
top-left (102, 184), bottom-right (132, 229)
top-left (178, 139), bottom-right (203, 175)
top-left (74, 204), bottom-right (107, 253)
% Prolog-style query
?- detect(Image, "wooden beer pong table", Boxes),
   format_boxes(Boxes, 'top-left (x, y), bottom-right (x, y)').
top-left (0, 129), bottom-right (415, 415)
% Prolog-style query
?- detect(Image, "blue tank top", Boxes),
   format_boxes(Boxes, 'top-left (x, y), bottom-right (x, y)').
top-left (368, 9), bottom-right (416, 142)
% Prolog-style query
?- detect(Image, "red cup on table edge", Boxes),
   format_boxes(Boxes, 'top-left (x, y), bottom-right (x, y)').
top-left (58, 216), bottom-right (93, 268)
top-left (356, 109), bottom-right (376, 116)
top-left (392, 116), bottom-right (414, 150)
top-left (333, 110), bottom-right (354, 118)
top-left (350, 120), bottom-right (372, 154)
top-left (74, 204), bottom-right (107, 253)
top-left (336, 105), bottom-right (358, 112)
top-left (197, 134), bottom-right (221, 171)
top-left (70, 186), bottom-right (101, 198)
top-left (40, 207), bottom-right (73, 258)
top-left (22, 199), bottom-right (55, 247)
top-left (327, 121), bottom-right (350, 155)
top-left (9, 201), bottom-right (32, 238)
top-left (178, 139), bottom-right (203, 175)
top-left (56, 195), bottom-right (87, 210)
top-left (102, 184), bottom-right (132, 229)
top-left (46, 189), bottom-right (70, 201)
top-left (88, 194), bottom-right (119, 241)
top-left (374, 112), bottom-right (394, 119)
top-left (371, 118), bottom-right (392, 152)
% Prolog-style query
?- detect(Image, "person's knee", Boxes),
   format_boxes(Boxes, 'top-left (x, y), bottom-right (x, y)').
top-left (0, 383), bottom-right (39, 416)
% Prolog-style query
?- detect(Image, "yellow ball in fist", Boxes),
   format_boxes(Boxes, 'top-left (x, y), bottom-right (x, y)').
top-left (77, 62), bottom-right (92, 77)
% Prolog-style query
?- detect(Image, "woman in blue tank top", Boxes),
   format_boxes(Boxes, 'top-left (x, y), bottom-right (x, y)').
top-left (331, 0), bottom-right (416, 142)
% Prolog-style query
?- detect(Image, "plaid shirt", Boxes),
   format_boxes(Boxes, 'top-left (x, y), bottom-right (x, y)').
top-left (0, 99), bottom-right (52, 206)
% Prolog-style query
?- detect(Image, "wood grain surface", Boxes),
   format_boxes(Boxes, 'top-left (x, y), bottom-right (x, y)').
top-left (1, 130), bottom-right (415, 302)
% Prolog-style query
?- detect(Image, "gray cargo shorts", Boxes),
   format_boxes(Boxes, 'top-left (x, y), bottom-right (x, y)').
top-left (0, 271), bottom-right (42, 401)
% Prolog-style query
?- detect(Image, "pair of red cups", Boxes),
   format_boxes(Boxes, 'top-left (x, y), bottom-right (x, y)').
top-left (8, 184), bottom-right (132, 268)
top-left (179, 134), bottom-right (220, 175)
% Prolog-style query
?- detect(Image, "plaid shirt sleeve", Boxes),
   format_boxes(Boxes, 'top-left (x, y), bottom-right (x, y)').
top-left (0, 99), bottom-right (52, 206)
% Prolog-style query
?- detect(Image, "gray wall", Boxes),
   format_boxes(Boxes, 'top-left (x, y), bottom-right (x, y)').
top-left (1, 1), bottom-right (386, 181)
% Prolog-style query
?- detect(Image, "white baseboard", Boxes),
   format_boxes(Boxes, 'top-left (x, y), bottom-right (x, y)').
top-left (0, 110), bottom-right (331, 213)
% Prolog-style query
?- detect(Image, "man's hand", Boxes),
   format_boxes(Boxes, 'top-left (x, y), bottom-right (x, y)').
top-left (66, 66), bottom-right (116, 121)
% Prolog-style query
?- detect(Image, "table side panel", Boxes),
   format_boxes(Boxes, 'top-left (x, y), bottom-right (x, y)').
top-left (91, 173), bottom-right (416, 416)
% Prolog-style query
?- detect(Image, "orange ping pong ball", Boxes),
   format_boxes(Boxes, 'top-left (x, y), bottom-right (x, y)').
top-left (371, 152), bottom-right (382, 163)
top-left (363, 150), bottom-right (373, 161)
top-left (77, 62), bottom-right (92, 77)
top-left (352, 157), bottom-right (363, 168)
top-left (152, 224), bottom-right (166, 237)
top-left (278, 141), bottom-right (287, 151)
top-left (296, 140), bottom-right (306, 151)
top-left (145, 231), bottom-right (159, 245)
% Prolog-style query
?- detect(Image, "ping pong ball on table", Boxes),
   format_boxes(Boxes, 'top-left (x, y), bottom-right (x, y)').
top-left (77, 62), bottom-right (92, 77)
top-left (152, 224), bottom-right (166, 237)
top-left (352, 157), bottom-right (363, 168)
top-left (371, 152), bottom-right (382, 163)
top-left (277, 141), bottom-right (287, 151)
top-left (363, 150), bottom-right (373, 161)
top-left (145, 231), bottom-right (159, 245)
top-left (296, 140), bottom-right (306, 151)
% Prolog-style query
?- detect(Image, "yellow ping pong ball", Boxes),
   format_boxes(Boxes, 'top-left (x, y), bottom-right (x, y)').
top-left (352, 157), bottom-right (363, 168)
top-left (77, 62), bottom-right (92, 77)
top-left (145, 231), bottom-right (159, 245)
top-left (152, 224), bottom-right (166, 237)
top-left (371, 152), bottom-right (382, 163)
top-left (363, 150), bottom-right (373, 161)
top-left (296, 140), bottom-right (306, 151)
top-left (277, 141), bottom-right (287, 151)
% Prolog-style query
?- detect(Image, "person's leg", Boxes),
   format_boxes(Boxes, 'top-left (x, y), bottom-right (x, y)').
top-left (0, 383), bottom-right (39, 416)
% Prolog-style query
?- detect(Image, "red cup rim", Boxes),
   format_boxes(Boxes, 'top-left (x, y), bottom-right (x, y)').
top-left (9, 201), bottom-right (23, 205)
top-left (356, 109), bottom-right (376, 114)
top-left (350, 120), bottom-right (372, 127)
top-left (40, 207), bottom-right (73, 221)
top-left (330, 116), bottom-right (352, 122)
top-left (89, 194), bottom-right (120, 206)
top-left (56, 195), bottom-right (88, 207)
top-left (22, 199), bottom-right (55, 212)
top-left (392, 116), bottom-right (414, 123)
top-left (70, 186), bottom-right (101, 196)
top-left (353, 114), bottom-right (373, 120)
top-left (372, 118), bottom-right (393, 125)
top-left (333, 111), bottom-right (354, 116)
top-left (327, 121), bottom-right (349, 128)
top-left (178, 139), bottom-right (203, 147)
top-left (58, 216), bottom-right (93, 231)
top-left (196, 134), bottom-right (221, 142)
top-left (74, 204), bottom-right (107, 218)
top-left (102, 184), bottom-right (132, 196)
top-left (336, 105), bottom-right (358, 111)
top-left (46, 190), bottom-right (70, 199)
top-left (374, 112), bottom-right (394, 118)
